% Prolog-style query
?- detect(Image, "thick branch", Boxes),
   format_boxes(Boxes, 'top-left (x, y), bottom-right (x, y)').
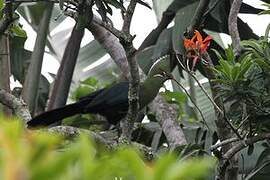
top-left (48, 125), bottom-right (117, 148)
top-left (149, 95), bottom-right (187, 149)
top-left (48, 125), bottom-right (154, 159)
top-left (87, 22), bottom-right (130, 79)
top-left (47, 24), bottom-right (84, 111)
top-left (228, 0), bottom-right (242, 56)
top-left (119, 0), bottom-right (139, 143)
top-left (0, 89), bottom-right (31, 123)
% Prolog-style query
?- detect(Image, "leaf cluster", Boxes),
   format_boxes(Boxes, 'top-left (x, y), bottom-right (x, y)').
top-left (213, 37), bottom-right (270, 132)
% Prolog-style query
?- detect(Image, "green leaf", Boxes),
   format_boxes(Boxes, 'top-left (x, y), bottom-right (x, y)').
top-left (153, 154), bottom-right (177, 180)
top-left (204, 29), bottom-right (225, 49)
top-left (105, 0), bottom-right (125, 11)
top-left (161, 90), bottom-right (187, 105)
top-left (0, 0), bottom-right (4, 12)
top-left (152, 28), bottom-right (172, 60)
top-left (95, 0), bottom-right (107, 21)
top-left (245, 161), bottom-right (270, 180)
top-left (137, 0), bottom-right (152, 9)
top-left (136, 46), bottom-right (155, 74)
top-left (172, 1), bottom-right (199, 54)
top-left (10, 24), bottom-right (27, 38)
top-left (225, 45), bottom-right (235, 62)
top-left (211, 49), bottom-right (225, 61)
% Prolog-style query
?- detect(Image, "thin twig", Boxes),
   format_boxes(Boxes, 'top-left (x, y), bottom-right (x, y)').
top-left (210, 137), bottom-right (239, 151)
top-left (176, 55), bottom-right (223, 114)
top-left (171, 78), bottom-right (210, 131)
top-left (122, 0), bottom-right (137, 34)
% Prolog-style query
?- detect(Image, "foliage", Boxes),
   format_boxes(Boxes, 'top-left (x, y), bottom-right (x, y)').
top-left (213, 38), bottom-right (270, 132)
top-left (71, 77), bottom-right (103, 101)
top-left (0, 117), bottom-right (215, 180)
top-left (64, 77), bottom-right (106, 129)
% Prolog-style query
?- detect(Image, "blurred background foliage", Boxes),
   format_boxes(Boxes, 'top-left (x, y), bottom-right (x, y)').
top-left (0, 116), bottom-right (215, 180)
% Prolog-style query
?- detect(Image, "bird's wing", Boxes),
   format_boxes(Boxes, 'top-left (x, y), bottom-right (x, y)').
top-left (84, 82), bottom-right (129, 112)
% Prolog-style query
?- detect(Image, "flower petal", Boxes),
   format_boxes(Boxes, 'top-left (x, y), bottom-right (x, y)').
top-left (191, 56), bottom-right (199, 71)
top-left (194, 30), bottom-right (203, 42)
top-left (203, 36), bottom-right (213, 43)
top-left (184, 38), bottom-right (195, 49)
top-left (198, 35), bottom-right (212, 53)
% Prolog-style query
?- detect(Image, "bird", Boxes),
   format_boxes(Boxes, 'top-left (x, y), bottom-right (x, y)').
top-left (27, 56), bottom-right (174, 128)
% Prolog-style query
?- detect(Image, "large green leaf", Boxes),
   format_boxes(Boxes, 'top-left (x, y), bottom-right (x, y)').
top-left (172, 1), bottom-right (199, 54)
top-left (136, 46), bottom-right (155, 74)
top-left (9, 35), bottom-right (50, 112)
top-left (18, 4), bottom-right (65, 32)
top-left (76, 40), bottom-right (107, 70)
top-left (152, 0), bottom-right (174, 20)
top-left (9, 36), bottom-right (31, 83)
top-left (152, 28), bottom-right (172, 60)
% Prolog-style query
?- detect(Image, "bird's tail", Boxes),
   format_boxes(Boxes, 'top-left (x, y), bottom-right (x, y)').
top-left (27, 100), bottom-right (90, 128)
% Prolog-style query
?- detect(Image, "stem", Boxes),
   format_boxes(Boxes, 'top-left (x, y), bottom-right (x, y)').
top-left (176, 55), bottom-right (223, 114)
top-left (22, 3), bottom-right (53, 114)
top-left (172, 78), bottom-right (210, 130)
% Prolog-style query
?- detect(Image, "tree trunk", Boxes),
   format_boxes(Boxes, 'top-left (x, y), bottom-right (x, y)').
top-left (0, 36), bottom-right (11, 116)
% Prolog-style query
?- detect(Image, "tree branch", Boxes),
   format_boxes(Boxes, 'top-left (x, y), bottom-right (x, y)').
top-left (0, 35), bottom-right (12, 116)
top-left (48, 125), bottom-right (155, 159)
top-left (22, 3), bottom-right (53, 114)
top-left (210, 137), bottom-right (239, 151)
top-left (0, 89), bottom-right (31, 123)
top-left (119, 0), bottom-right (139, 143)
top-left (92, 15), bottom-right (135, 45)
top-left (228, 0), bottom-right (242, 56)
top-left (47, 23), bottom-right (84, 112)
top-left (149, 95), bottom-right (187, 149)
top-left (87, 22), bottom-right (130, 79)
top-left (122, 0), bottom-right (137, 34)
top-left (216, 133), bottom-right (270, 180)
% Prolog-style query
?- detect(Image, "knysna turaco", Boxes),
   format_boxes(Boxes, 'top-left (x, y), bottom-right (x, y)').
top-left (27, 56), bottom-right (175, 128)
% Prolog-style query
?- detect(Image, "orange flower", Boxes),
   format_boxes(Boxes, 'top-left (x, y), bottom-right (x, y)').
top-left (183, 30), bottom-right (213, 71)
top-left (184, 30), bottom-right (212, 53)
